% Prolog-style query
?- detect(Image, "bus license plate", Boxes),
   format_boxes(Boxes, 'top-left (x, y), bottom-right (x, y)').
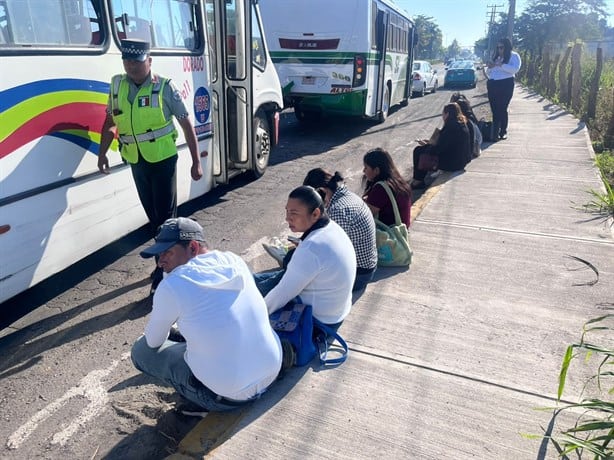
top-left (302, 76), bottom-right (315, 85)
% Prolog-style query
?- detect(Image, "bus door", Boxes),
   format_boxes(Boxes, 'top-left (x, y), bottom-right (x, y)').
top-left (404, 24), bottom-right (416, 100)
top-left (374, 8), bottom-right (389, 117)
top-left (207, 0), bottom-right (254, 184)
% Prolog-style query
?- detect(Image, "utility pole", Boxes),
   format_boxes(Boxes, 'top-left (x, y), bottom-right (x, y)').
top-left (507, 0), bottom-right (516, 43)
top-left (486, 3), bottom-right (504, 60)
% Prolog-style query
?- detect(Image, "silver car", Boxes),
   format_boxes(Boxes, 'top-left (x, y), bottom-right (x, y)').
top-left (411, 60), bottom-right (438, 97)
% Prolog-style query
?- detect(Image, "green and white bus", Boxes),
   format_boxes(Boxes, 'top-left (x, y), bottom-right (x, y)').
top-left (259, 0), bottom-right (415, 122)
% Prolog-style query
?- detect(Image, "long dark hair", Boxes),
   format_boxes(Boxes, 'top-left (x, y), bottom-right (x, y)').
top-left (303, 168), bottom-right (344, 193)
top-left (443, 103), bottom-right (467, 126)
top-left (363, 148), bottom-right (410, 197)
top-left (492, 37), bottom-right (512, 64)
top-left (449, 93), bottom-right (478, 124)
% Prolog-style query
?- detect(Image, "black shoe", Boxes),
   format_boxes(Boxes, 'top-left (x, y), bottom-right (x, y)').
top-left (175, 402), bottom-right (209, 417)
top-left (168, 325), bottom-right (186, 343)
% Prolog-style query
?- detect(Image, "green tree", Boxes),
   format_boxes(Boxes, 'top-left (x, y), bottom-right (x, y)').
top-left (446, 39), bottom-right (461, 59)
top-left (413, 15), bottom-right (442, 60)
top-left (515, 0), bottom-right (608, 54)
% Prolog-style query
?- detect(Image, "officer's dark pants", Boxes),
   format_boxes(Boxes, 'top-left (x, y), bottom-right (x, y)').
top-left (130, 153), bottom-right (178, 237)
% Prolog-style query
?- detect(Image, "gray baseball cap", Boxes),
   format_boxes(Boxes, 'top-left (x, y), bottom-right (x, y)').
top-left (140, 218), bottom-right (205, 258)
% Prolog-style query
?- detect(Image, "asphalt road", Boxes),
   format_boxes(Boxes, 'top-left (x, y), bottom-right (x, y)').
top-left (0, 69), bottom-right (488, 459)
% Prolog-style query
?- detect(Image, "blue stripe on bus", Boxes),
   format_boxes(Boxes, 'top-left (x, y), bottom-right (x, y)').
top-left (0, 79), bottom-right (109, 112)
top-left (49, 132), bottom-right (100, 155)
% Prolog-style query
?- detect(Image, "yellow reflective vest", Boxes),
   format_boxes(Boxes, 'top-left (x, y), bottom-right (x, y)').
top-left (110, 74), bottom-right (178, 164)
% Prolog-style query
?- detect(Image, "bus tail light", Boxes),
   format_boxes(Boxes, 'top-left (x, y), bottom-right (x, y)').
top-left (413, 73), bottom-right (421, 81)
top-left (352, 54), bottom-right (366, 87)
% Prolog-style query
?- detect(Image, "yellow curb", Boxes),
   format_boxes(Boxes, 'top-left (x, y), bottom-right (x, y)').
top-left (411, 172), bottom-right (455, 220)
top-left (170, 408), bottom-right (249, 458)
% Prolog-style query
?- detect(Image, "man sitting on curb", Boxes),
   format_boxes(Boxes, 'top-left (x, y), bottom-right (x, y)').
top-left (131, 217), bottom-right (283, 416)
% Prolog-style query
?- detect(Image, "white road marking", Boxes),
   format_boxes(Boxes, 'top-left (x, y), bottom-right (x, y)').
top-left (7, 353), bottom-right (130, 449)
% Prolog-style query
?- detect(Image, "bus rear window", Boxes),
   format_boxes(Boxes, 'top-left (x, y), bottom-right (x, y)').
top-left (0, 0), bottom-right (103, 47)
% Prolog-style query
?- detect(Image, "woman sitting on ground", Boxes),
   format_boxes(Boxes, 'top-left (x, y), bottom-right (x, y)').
top-left (410, 102), bottom-right (471, 190)
top-left (362, 148), bottom-right (412, 227)
top-left (450, 92), bottom-right (482, 159)
top-left (255, 186), bottom-right (356, 331)
top-left (303, 168), bottom-right (378, 291)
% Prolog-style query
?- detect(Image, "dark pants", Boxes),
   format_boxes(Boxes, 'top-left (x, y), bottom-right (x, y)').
top-left (487, 77), bottom-right (515, 136)
top-left (412, 144), bottom-right (435, 181)
top-left (130, 154), bottom-right (178, 237)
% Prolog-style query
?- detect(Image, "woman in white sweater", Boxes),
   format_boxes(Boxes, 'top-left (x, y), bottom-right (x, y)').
top-left (485, 37), bottom-right (522, 140)
top-left (255, 186), bottom-right (356, 329)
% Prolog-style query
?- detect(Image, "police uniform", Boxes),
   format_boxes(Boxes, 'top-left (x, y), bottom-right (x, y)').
top-left (105, 39), bottom-right (189, 237)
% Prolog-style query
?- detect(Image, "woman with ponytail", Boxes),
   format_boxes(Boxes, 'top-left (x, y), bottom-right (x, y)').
top-left (303, 168), bottom-right (377, 291)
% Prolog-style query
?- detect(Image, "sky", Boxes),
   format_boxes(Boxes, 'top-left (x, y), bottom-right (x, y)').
top-left (393, 0), bottom-right (614, 48)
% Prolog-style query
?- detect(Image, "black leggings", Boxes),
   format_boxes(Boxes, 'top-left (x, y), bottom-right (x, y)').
top-left (487, 77), bottom-right (515, 135)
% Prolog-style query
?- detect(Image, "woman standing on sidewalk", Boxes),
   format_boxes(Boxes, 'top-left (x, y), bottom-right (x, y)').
top-left (486, 37), bottom-right (522, 140)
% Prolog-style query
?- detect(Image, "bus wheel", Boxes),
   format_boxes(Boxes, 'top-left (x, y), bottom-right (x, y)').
top-left (251, 112), bottom-right (271, 178)
top-left (377, 85), bottom-right (390, 123)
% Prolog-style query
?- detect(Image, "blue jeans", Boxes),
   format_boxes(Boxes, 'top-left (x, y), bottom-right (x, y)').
top-left (253, 269), bottom-right (285, 297)
top-left (131, 335), bottom-right (249, 411)
top-left (353, 266), bottom-right (376, 291)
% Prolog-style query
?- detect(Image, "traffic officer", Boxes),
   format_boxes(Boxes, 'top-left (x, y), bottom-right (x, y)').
top-left (97, 39), bottom-right (203, 293)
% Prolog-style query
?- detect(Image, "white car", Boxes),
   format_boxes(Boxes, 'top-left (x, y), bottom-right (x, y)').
top-left (411, 60), bottom-right (438, 96)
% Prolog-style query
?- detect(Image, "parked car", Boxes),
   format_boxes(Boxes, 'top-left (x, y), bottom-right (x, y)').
top-left (411, 60), bottom-right (438, 97)
top-left (444, 60), bottom-right (478, 88)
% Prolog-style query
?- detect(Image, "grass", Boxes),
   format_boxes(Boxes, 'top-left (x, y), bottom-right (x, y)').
top-left (583, 151), bottom-right (614, 222)
top-left (532, 311), bottom-right (614, 458)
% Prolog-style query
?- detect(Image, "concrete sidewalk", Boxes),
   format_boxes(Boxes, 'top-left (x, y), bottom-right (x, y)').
top-left (170, 87), bottom-right (614, 459)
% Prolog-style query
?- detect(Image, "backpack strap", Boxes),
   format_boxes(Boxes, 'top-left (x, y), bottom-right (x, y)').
top-left (313, 318), bottom-right (348, 365)
top-left (376, 181), bottom-right (403, 226)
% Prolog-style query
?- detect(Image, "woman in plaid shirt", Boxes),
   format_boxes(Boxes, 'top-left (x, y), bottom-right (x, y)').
top-left (303, 168), bottom-right (378, 291)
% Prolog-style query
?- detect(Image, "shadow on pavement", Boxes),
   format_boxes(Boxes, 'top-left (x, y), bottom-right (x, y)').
top-left (0, 286), bottom-right (150, 378)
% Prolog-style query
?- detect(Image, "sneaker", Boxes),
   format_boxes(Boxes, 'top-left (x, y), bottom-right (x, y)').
top-left (280, 339), bottom-right (296, 371)
top-left (175, 402), bottom-right (209, 418)
top-left (262, 238), bottom-right (290, 267)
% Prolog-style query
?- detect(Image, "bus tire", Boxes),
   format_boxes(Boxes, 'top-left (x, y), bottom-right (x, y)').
top-left (377, 85), bottom-right (390, 123)
top-left (251, 111), bottom-right (271, 178)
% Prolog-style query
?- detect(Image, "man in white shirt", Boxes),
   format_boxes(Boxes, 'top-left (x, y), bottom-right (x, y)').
top-left (131, 217), bottom-right (282, 415)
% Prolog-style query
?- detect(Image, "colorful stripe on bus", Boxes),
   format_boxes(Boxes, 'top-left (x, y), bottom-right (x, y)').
top-left (0, 79), bottom-right (110, 160)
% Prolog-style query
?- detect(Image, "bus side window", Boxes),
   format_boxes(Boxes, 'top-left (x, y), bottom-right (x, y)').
top-left (67, 16), bottom-right (93, 44)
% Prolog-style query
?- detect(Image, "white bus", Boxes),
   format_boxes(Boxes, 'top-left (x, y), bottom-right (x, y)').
top-left (259, 0), bottom-right (414, 123)
top-left (0, 0), bottom-right (282, 304)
